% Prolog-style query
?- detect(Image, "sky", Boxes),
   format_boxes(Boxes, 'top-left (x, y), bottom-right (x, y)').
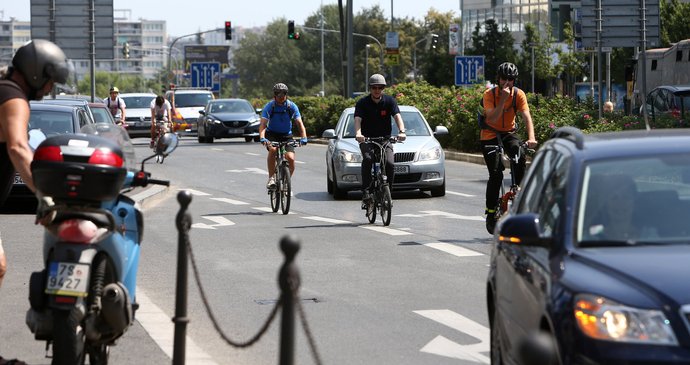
top-left (2, 0), bottom-right (462, 37)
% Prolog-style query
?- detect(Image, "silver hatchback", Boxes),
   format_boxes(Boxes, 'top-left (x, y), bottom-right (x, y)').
top-left (322, 105), bottom-right (448, 199)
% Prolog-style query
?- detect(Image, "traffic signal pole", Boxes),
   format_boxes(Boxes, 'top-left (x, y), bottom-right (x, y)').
top-left (166, 28), bottom-right (223, 86)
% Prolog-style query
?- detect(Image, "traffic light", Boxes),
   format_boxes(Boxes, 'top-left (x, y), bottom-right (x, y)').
top-left (224, 21), bottom-right (232, 40)
top-left (430, 34), bottom-right (439, 49)
top-left (287, 20), bottom-right (300, 40)
top-left (122, 42), bottom-right (130, 59)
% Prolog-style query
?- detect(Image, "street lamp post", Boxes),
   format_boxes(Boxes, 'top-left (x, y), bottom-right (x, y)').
top-left (413, 38), bottom-right (425, 81)
top-left (530, 42), bottom-right (536, 93)
top-left (365, 44), bottom-right (370, 93)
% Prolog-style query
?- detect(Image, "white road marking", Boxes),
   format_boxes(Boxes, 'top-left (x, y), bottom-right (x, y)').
top-left (245, 152), bottom-right (261, 156)
top-left (211, 197), bottom-right (249, 205)
top-left (136, 291), bottom-right (218, 364)
top-left (191, 216), bottom-right (235, 230)
top-left (397, 210), bottom-right (484, 221)
top-left (225, 167), bottom-right (266, 175)
top-left (211, 148), bottom-right (224, 151)
top-left (252, 207), bottom-right (295, 214)
top-left (295, 160), bottom-right (305, 164)
top-left (179, 189), bottom-right (211, 196)
top-left (414, 309), bottom-right (490, 364)
top-left (447, 190), bottom-right (475, 197)
top-left (422, 242), bottom-right (483, 257)
top-left (302, 216), bottom-right (351, 224)
top-left (360, 225), bottom-right (412, 236)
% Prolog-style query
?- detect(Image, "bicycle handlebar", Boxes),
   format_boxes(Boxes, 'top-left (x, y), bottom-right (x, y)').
top-left (269, 139), bottom-right (300, 148)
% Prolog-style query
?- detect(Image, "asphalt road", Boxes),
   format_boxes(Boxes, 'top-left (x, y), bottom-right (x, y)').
top-left (0, 136), bottom-right (497, 365)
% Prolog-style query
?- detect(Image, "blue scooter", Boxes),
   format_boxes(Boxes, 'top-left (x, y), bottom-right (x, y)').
top-left (25, 124), bottom-right (178, 365)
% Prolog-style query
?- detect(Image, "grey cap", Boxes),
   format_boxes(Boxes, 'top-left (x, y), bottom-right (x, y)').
top-left (368, 73), bottom-right (387, 86)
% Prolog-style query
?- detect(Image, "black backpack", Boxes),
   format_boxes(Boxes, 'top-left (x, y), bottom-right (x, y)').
top-left (268, 100), bottom-right (295, 120)
top-left (477, 86), bottom-right (517, 129)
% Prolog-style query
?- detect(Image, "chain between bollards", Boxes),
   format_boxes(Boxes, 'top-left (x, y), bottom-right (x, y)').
top-left (173, 190), bottom-right (192, 365)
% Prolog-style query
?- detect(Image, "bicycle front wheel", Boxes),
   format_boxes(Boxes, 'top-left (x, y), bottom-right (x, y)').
top-left (269, 174), bottom-right (280, 213)
top-left (280, 165), bottom-right (291, 215)
top-left (380, 184), bottom-right (392, 226)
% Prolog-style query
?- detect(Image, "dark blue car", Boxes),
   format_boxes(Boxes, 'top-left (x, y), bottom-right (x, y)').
top-left (488, 127), bottom-right (690, 365)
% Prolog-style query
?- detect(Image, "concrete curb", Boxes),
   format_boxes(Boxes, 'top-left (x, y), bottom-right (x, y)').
top-left (128, 185), bottom-right (169, 209)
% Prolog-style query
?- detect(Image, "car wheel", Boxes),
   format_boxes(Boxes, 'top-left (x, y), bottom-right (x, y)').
top-left (207, 136), bottom-right (214, 143)
top-left (245, 137), bottom-right (253, 143)
top-left (429, 179), bottom-right (446, 197)
top-left (491, 301), bottom-right (503, 365)
top-left (327, 175), bottom-right (333, 194)
top-left (198, 136), bottom-right (204, 143)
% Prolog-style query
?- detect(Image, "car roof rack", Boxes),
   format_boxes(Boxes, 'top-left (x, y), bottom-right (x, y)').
top-left (550, 126), bottom-right (584, 150)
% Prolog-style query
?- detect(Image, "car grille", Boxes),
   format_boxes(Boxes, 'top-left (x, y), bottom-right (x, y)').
top-left (394, 173), bottom-right (422, 184)
top-left (395, 152), bottom-right (415, 163)
top-left (125, 116), bottom-right (151, 122)
top-left (221, 121), bottom-right (249, 128)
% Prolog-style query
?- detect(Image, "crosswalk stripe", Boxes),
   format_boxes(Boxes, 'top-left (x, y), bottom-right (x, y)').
top-left (302, 216), bottom-right (351, 224)
top-left (211, 197), bottom-right (249, 205)
top-left (360, 225), bottom-right (412, 236)
top-left (422, 242), bottom-right (483, 257)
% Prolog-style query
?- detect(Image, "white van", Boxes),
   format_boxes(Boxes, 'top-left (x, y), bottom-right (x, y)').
top-left (165, 88), bottom-right (214, 135)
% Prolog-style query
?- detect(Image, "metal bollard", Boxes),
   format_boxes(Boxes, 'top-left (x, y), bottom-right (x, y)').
top-left (278, 235), bottom-right (301, 365)
top-left (173, 190), bottom-right (193, 365)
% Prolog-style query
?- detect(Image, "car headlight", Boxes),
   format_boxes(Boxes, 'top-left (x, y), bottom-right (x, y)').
top-left (418, 146), bottom-right (442, 161)
top-left (209, 118), bottom-right (221, 125)
top-left (337, 150), bottom-right (362, 163)
top-left (249, 119), bottom-right (260, 127)
top-left (574, 294), bottom-right (678, 345)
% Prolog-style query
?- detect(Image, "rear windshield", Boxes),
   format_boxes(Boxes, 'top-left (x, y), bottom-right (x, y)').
top-left (90, 107), bottom-right (114, 124)
top-left (341, 111), bottom-right (430, 138)
top-left (29, 110), bottom-right (75, 135)
top-left (173, 93), bottom-right (213, 108)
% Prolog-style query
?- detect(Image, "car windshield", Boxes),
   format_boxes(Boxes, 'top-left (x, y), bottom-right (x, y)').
top-left (174, 93), bottom-right (213, 108)
top-left (210, 100), bottom-right (254, 113)
top-left (120, 96), bottom-right (155, 109)
top-left (341, 111), bottom-right (430, 138)
top-left (577, 154), bottom-right (690, 246)
top-left (28, 110), bottom-right (75, 135)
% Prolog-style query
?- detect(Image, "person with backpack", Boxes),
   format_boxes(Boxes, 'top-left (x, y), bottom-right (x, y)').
top-left (480, 62), bottom-right (537, 234)
top-left (104, 86), bottom-right (126, 124)
top-left (258, 83), bottom-right (307, 189)
top-left (149, 95), bottom-right (172, 148)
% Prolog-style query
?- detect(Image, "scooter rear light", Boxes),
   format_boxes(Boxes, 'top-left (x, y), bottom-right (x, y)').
top-left (88, 148), bottom-right (123, 167)
top-left (57, 219), bottom-right (99, 243)
top-left (33, 145), bottom-right (63, 162)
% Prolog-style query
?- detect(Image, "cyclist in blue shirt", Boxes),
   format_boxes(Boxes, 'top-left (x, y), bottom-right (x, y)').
top-left (259, 83), bottom-right (308, 189)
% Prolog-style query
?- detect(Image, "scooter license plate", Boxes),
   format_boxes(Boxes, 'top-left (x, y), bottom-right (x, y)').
top-left (45, 262), bottom-right (90, 297)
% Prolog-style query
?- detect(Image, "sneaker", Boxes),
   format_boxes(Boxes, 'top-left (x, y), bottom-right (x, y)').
top-left (266, 177), bottom-right (276, 189)
top-left (485, 209), bottom-right (497, 234)
top-left (361, 191), bottom-right (371, 209)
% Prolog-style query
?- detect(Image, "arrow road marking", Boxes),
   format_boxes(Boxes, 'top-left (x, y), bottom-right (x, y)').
top-left (211, 198), bottom-right (249, 205)
top-left (414, 309), bottom-right (490, 364)
top-left (422, 242), bottom-right (483, 257)
top-left (397, 210), bottom-right (484, 221)
top-left (191, 216), bottom-right (235, 230)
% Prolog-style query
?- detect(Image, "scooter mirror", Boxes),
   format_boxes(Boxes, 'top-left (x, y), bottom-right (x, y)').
top-left (159, 132), bottom-right (179, 156)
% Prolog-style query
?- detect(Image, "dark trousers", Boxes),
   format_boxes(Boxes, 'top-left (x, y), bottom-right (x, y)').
top-left (360, 142), bottom-right (395, 190)
top-left (482, 133), bottom-right (526, 210)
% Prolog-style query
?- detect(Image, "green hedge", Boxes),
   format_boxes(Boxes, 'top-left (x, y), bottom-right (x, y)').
top-left (252, 82), bottom-right (681, 153)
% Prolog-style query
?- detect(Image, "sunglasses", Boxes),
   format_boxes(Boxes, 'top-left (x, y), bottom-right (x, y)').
top-left (502, 77), bottom-right (515, 82)
top-left (274, 92), bottom-right (287, 97)
top-left (370, 86), bottom-right (385, 90)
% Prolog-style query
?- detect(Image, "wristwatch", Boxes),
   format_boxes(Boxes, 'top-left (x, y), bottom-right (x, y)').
top-left (399, 129), bottom-right (406, 133)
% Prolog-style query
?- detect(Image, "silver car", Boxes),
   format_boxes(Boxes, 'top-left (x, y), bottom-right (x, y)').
top-left (322, 105), bottom-right (448, 199)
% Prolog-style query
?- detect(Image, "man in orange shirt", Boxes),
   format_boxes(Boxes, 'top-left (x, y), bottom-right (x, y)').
top-left (481, 62), bottom-right (537, 234)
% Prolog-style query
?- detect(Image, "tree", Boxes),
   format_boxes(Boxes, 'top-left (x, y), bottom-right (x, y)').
top-left (467, 19), bottom-right (516, 83)
top-left (556, 21), bottom-right (587, 97)
top-left (517, 23), bottom-right (557, 94)
top-left (416, 9), bottom-right (462, 87)
top-left (660, 0), bottom-right (690, 47)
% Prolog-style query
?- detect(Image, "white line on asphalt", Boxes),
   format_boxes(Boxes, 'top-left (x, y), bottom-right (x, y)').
top-left (211, 148), bottom-right (224, 151)
top-left (295, 160), bottom-right (305, 164)
top-left (225, 167), bottom-right (266, 175)
top-left (252, 207), bottom-right (295, 214)
top-left (136, 290), bottom-right (218, 364)
top-left (422, 242), bottom-right (483, 257)
top-left (245, 152), bottom-right (261, 156)
top-left (180, 189), bottom-right (211, 196)
top-left (192, 216), bottom-right (236, 230)
top-left (397, 210), bottom-right (484, 221)
top-left (447, 190), bottom-right (475, 197)
top-left (302, 216), bottom-right (351, 224)
top-left (414, 309), bottom-right (490, 364)
top-left (211, 197), bottom-right (249, 205)
top-left (360, 225), bottom-right (413, 236)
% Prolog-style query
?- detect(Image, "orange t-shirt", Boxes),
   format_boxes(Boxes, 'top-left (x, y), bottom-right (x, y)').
top-left (480, 87), bottom-right (529, 140)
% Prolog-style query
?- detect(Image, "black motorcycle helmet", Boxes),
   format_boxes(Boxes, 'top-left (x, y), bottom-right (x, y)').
top-left (497, 62), bottom-right (519, 80)
top-left (12, 39), bottom-right (70, 99)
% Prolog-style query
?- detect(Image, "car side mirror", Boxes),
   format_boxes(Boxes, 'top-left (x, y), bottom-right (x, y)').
top-left (434, 125), bottom-right (449, 135)
top-left (256, 108), bottom-right (262, 114)
top-left (498, 213), bottom-right (550, 247)
top-left (199, 110), bottom-right (205, 115)
top-left (322, 129), bottom-right (336, 139)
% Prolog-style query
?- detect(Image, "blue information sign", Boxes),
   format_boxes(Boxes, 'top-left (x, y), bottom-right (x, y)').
top-left (190, 62), bottom-right (221, 92)
top-left (454, 56), bottom-right (485, 86)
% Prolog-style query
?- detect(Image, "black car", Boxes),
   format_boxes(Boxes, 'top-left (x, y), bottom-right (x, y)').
top-left (3, 104), bottom-right (92, 206)
top-left (197, 98), bottom-right (261, 143)
top-left (488, 127), bottom-right (690, 365)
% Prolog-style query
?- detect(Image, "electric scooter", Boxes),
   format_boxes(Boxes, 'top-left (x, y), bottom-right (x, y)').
top-left (25, 124), bottom-right (178, 365)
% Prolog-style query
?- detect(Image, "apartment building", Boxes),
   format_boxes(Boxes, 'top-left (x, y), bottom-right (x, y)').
top-left (0, 18), bottom-right (30, 67)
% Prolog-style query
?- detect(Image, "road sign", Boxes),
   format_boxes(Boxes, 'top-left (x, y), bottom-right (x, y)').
top-left (190, 62), bottom-right (220, 93)
top-left (455, 56), bottom-right (485, 86)
top-left (580, 0), bottom-right (660, 48)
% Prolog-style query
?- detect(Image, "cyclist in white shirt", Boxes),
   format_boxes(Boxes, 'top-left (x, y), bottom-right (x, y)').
top-left (149, 95), bottom-right (172, 148)
top-left (104, 86), bottom-right (126, 124)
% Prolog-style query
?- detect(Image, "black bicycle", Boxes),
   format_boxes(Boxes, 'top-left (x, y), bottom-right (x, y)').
top-left (361, 137), bottom-right (398, 226)
top-left (152, 118), bottom-right (172, 164)
top-left (267, 139), bottom-right (299, 214)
